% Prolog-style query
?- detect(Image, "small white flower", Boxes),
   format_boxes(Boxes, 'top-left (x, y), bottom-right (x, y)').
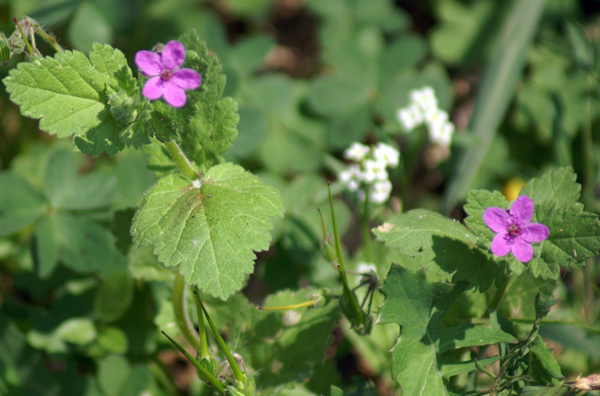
top-left (344, 142), bottom-right (370, 162)
top-left (373, 143), bottom-right (399, 168)
top-left (339, 164), bottom-right (363, 191)
top-left (410, 87), bottom-right (438, 112)
top-left (364, 159), bottom-right (388, 183)
top-left (397, 104), bottom-right (423, 132)
top-left (369, 180), bottom-right (392, 204)
top-left (429, 121), bottom-right (454, 146)
top-left (357, 262), bottom-right (377, 274)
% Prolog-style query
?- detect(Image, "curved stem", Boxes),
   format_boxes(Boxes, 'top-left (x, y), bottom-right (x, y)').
top-left (360, 193), bottom-right (374, 264)
top-left (162, 331), bottom-right (225, 394)
top-left (192, 287), bottom-right (209, 358)
top-left (195, 293), bottom-right (246, 385)
top-left (172, 273), bottom-right (202, 351)
top-left (164, 140), bottom-right (198, 180)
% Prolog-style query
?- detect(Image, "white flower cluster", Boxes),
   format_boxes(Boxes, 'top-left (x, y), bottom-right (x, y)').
top-left (396, 86), bottom-right (455, 146)
top-left (339, 142), bottom-right (399, 204)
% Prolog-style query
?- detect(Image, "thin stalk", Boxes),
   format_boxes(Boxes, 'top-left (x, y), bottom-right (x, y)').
top-left (360, 192), bottom-right (374, 264)
top-left (13, 18), bottom-right (33, 55)
top-left (164, 140), bottom-right (198, 180)
top-left (162, 331), bottom-right (225, 395)
top-left (258, 300), bottom-right (317, 310)
top-left (34, 27), bottom-right (63, 53)
top-left (581, 94), bottom-right (595, 209)
top-left (193, 287), bottom-right (209, 359)
top-left (195, 293), bottom-right (246, 385)
top-left (172, 273), bottom-right (202, 351)
top-left (328, 183), bottom-right (367, 329)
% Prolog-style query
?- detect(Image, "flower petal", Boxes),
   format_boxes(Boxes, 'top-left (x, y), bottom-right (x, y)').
top-left (163, 82), bottom-right (187, 108)
top-left (142, 77), bottom-right (165, 100)
top-left (510, 195), bottom-right (534, 225)
top-left (161, 40), bottom-right (186, 70)
top-left (520, 223), bottom-right (550, 243)
top-left (512, 236), bottom-right (534, 262)
top-left (172, 68), bottom-right (201, 90)
top-left (483, 207), bottom-right (511, 233)
top-left (135, 50), bottom-right (162, 76)
top-left (491, 233), bottom-right (511, 257)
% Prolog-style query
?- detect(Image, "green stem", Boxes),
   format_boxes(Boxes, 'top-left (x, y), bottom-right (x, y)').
top-left (328, 183), bottom-right (366, 329)
top-left (13, 18), bottom-right (34, 55)
top-left (360, 193), bottom-right (374, 264)
top-left (193, 287), bottom-right (209, 359)
top-left (164, 140), bottom-right (198, 180)
top-left (581, 94), bottom-right (595, 209)
top-left (172, 273), bottom-right (202, 351)
top-left (195, 293), bottom-right (246, 385)
top-left (34, 26), bottom-right (63, 53)
top-left (258, 300), bottom-right (317, 310)
top-left (162, 331), bottom-right (225, 394)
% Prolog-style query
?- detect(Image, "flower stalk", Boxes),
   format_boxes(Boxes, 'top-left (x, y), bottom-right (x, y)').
top-left (164, 140), bottom-right (198, 180)
top-left (161, 331), bottom-right (225, 394)
top-left (194, 292), bottom-right (247, 386)
top-left (328, 183), bottom-right (369, 334)
top-left (172, 273), bottom-right (202, 351)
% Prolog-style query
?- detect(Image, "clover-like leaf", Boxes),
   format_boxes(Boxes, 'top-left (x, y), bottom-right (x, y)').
top-left (131, 163), bottom-right (284, 299)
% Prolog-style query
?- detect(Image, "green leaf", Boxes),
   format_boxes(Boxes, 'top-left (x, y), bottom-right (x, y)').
top-left (464, 189), bottom-right (510, 240)
top-left (380, 265), bottom-right (468, 394)
top-left (537, 201), bottom-right (600, 274)
top-left (438, 354), bottom-right (501, 378)
top-left (132, 163), bottom-right (284, 299)
top-left (54, 318), bottom-right (96, 345)
top-left (0, 172), bottom-right (47, 236)
top-left (373, 210), bottom-right (503, 292)
top-left (56, 212), bottom-right (126, 277)
top-left (308, 75), bottom-right (372, 116)
top-left (379, 265), bottom-right (439, 340)
top-left (33, 215), bottom-right (60, 278)
top-left (530, 335), bottom-right (563, 380)
top-left (95, 271), bottom-right (133, 323)
top-left (98, 355), bottom-right (130, 396)
top-left (435, 322), bottom-right (517, 353)
top-left (520, 167), bottom-right (581, 206)
top-left (3, 44), bottom-right (143, 156)
top-left (96, 327), bottom-right (128, 354)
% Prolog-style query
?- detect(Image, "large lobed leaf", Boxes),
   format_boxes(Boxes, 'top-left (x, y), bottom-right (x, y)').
top-left (131, 163), bottom-right (284, 299)
top-left (373, 209), bottom-right (505, 292)
top-left (379, 265), bottom-right (515, 394)
top-left (3, 44), bottom-right (149, 156)
top-left (464, 168), bottom-right (600, 279)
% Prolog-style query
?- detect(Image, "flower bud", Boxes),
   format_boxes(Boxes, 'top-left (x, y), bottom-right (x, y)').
top-left (574, 374), bottom-right (600, 390)
top-left (320, 237), bottom-right (336, 262)
top-left (197, 355), bottom-right (219, 383)
top-left (0, 33), bottom-right (11, 65)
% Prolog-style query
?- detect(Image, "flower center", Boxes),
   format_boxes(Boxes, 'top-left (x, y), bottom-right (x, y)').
top-left (160, 69), bottom-right (173, 81)
top-left (503, 222), bottom-right (521, 245)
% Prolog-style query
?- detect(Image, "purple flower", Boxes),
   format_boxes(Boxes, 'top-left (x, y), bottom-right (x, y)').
top-left (135, 40), bottom-right (201, 108)
top-left (483, 195), bottom-right (550, 263)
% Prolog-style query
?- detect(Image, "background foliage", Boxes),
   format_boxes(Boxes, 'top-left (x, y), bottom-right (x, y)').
top-left (1, 0), bottom-right (600, 395)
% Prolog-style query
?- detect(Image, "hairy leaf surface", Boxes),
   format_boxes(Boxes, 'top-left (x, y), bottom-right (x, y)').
top-left (131, 163), bottom-right (284, 299)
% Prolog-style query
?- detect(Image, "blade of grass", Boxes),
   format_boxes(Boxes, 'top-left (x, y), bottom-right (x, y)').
top-left (443, 0), bottom-right (548, 214)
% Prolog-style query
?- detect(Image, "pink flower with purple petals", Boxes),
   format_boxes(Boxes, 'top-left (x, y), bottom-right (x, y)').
top-left (135, 40), bottom-right (201, 108)
top-left (483, 195), bottom-right (550, 263)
